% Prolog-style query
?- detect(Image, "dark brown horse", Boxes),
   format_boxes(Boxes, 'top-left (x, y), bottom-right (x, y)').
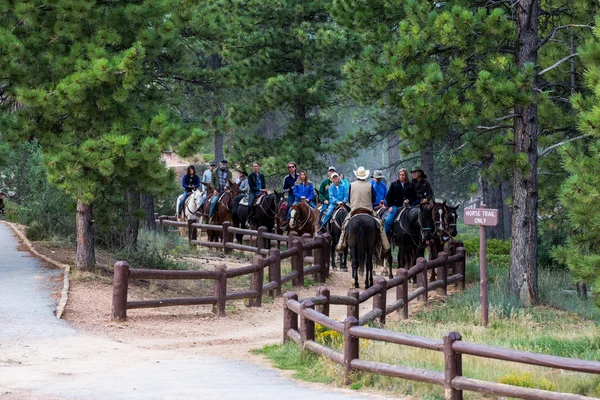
top-left (206, 182), bottom-right (241, 242)
top-left (289, 200), bottom-right (317, 237)
top-left (347, 214), bottom-right (379, 288)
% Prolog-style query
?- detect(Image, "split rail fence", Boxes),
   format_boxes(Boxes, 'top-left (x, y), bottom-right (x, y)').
top-left (282, 245), bottom-right (600, 400)
top-left (111, 226), bottom-right (331, 321)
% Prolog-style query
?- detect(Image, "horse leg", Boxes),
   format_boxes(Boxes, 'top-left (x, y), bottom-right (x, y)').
top-left (351, 246), bottom-right (359, 289)
top-left (366, 249), bottom-right (374, 289)
top-left (330, 243), bottom-right (336, 270)
top-left (342, 247), bottom-right (348, 271)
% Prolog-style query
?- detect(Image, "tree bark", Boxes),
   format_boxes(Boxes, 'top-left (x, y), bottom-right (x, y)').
top-left (140, 193), bottom-right (156, 231)
top-left (501, 179), bottom-right (513, 239)
top-left (509, 0), bottom-right (539, 306)
top-left (124, 190), bottom-right (140, 248)
top-left (480, 174), bottom-right (505, 240)
top-left (387, 132), bottom-right (400, 181)
top-left (76, 199), bottom-right (96, 271)
top-left (214, 132), bottom-right (224, 162)
top-left (421, 139), bottom-right (435, 189)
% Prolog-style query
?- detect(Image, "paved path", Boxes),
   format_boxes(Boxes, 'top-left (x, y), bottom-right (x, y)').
top-left (0, 224), bottom-right (385, 400)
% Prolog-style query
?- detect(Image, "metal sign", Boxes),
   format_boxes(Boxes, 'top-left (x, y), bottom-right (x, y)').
top-left (463, 208), bottom-right (499, 226)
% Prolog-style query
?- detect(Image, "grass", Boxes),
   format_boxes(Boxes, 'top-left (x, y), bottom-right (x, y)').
top-left (257, 258), bottom-right (600, 399)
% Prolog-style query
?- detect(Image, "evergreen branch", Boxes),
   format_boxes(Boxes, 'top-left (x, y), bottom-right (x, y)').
top-left (538, 53), bottom-right (579, 76)
top-left (538, 134), bottom-right (592, 157)
top-left (476, 124), bottom-right (513, 132)
top-left (537, 24), bottom-right (593, 50)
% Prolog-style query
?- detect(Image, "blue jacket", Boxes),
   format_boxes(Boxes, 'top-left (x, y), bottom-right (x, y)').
top-left (371, 180), bottom-right (388, 206)
top-left (182, 174), bottom-right (200, 192)
top-left (293, 182), bottom-right (315, 202)
top-left (328, 183), bottom-right (348, 205)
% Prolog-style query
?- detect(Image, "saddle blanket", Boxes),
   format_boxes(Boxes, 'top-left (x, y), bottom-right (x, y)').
top-left (239, 195), bottom-right (266, 207)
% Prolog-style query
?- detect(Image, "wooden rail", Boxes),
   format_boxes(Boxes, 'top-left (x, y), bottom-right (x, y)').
top-left (282, 243), bottom-right (600, 400)
top-left (111, 233), bottom-right (331, 321)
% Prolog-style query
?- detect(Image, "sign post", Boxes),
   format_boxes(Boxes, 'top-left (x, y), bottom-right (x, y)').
top-left (463, 205), bottom-right (498, 327)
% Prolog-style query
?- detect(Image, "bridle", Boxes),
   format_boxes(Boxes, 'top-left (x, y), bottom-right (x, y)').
top-left (397, 207), bottom-right (431, 248)
top-left (290, 201), bottom-right (312, 230)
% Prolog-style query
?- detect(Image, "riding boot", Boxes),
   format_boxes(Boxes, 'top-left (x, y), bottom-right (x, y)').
top-left (335, 217), bottom-right (350, 252)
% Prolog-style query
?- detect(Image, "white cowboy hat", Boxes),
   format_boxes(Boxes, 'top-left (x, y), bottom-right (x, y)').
top-left (372, 170), bottom-right (384, 179)
top-left (353, 166), bottom-right (370, 180)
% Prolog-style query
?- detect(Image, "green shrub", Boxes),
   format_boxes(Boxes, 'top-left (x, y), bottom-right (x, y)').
top-left (25, 220), bottom-right (46, 241)
top-left (498, 372), bottom-right (557, 391)
top-left (115, 229), bottom-right (187, 270)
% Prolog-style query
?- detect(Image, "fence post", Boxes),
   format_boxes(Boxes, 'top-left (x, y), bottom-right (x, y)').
top-left (283, 292), bottom-right (298, 342)
top-left (374, 277), bottom-right (387, 325)
top-left (317, 286), bottom-right (330, 317)
top-left (287, 231), bottom-right (298, 250)
top-left (444, 331), bottom-right (463, 400)
top-left (398, 268), bottom-right (409, 319)
top-left (313, 235), bottom-right (323, 282)
top-left (213, 264), bottom-right (227, 317)
top-left (291, 239), bottom-right (304, 286)
top-left (222, 221), bottom-right (231, 255)
top-left (300, 300), bottom-right (315, 346)
top-left (457, 246), bottom-right (466, 290)
top-left (320, 234), bottom-right (330, 282)
top-left (158, 215), bottom-right (165, 230)
top-left (446, 241), bottom-right (457, 277)
top-left (344, 316), bottom-right (359, 385)
top-left (256, 226), bottom-right (267, 255)
top-left (347, 289), bottom-right (360, 320)
top-left (437, 251), bottom-right (448, 295)
top-left (249, 255), bottom-right (264, 307)
top-left (269, 248), bottom-right (282, 297)
top-left (187, 216), bottom-right (197, 245)
top-left (111, 261), bottom-right (130, 321)
top-left (417, 257), bottom-right (428, 303)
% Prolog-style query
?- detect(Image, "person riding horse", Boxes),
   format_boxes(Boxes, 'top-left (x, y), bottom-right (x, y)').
top-left (410, 166), bottom-right (434, 206)
top-left (199, 160), bottom-right (217, 211)
top-left (371, 170), bottom-right (388, 210)
top-left (209, 159), bottom-right (232, 220)
top-left (317, 172), bottom-right (348, 235)
top-left (292, 170), bottom-right (315, 207)
top-left (318, 166), bottom-right (336, 225)
top-left (384, 168), bottom-right (417, 234)
top-left (335, 166), bottom-right (390, 257)
top-left (178, 165), bottom-right (200, 217)
top-left (245, 162), bottom-right (267, 228)
top-left (282, 161), bottom-right (298, 221)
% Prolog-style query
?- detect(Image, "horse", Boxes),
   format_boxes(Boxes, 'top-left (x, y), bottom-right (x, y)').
top-left (176, 188), bottom-right (204, 236)
top-left (231, 192), bottom-right (282, 248)
top-left (347, 214), bottom-right (379, 289)
top-left (275, 198), bottom-right (288, 235)
top-left (328, 205), bottom-right (349, 271)
top-left (206, 182), bottom-right (241, 242)
top-left (289, 200), bottom-right (317, 237)
top-left (387, 204), bottom-right (435, 281)
top-left (446, 202), bottom-right (460, 237)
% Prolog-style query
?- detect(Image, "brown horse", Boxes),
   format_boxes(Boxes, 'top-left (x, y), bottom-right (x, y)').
top-left (289, 200), bottom-right (317, 237)
top-left (204, 182), bottom-right (241, 242)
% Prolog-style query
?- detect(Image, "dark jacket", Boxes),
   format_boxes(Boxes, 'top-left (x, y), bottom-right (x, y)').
top-left (386, 181), bottom-right (417, 207)
top-left (412, 178), bottom-right (434, 203)
top-left (283, 173), bottom-right (298, 201)
top-left (181, 174), bottom-right (201, 192)
top-left (248, 172), bottom-right (266, 194)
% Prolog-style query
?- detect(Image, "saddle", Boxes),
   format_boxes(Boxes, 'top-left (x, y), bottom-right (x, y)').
top-left (239, 194), bottom-right (265, 207)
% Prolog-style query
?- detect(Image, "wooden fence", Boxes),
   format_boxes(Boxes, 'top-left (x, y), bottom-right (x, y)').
top-left (282, 246), bottom-right (600, 400)
top-left (111, 232), bottom-right (331, 321)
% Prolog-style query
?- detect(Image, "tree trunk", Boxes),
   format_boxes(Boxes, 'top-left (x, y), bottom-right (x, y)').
top-left (387, 132), bottom-right (400, 181)
top-left (421, 140), bottom-right (434, 189)
top-left (501, 179), bottom-right (513, 239)
top-left (509, 0), bottom-right (539, 306)
top-left (76, 199), bottom-right (96, 271)
top-left (140, 193), bottom-right (156, 231)
top-left (480, 174), bottom-right (505, 240)
top-left (124, 190), bottom-right (140, 248)
top-left (214, 132), bottom-right (224, 162)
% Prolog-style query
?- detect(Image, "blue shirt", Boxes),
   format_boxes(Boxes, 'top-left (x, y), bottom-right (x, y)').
top-left (371, 180), bottom-right (388, 206)
top-left (293, 182), bottom-right (315, 202)
top-left (328, 183), bottom-right (348, 205)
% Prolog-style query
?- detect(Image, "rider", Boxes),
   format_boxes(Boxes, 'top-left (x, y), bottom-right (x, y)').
top-left (339, 172), bottom-right (350, 190)
top-left (283, 162), bottom-right (299, 220)
top-left (292, 170), bottom-right (315, 207)
top-left (335, 166), bottom-right (390, 255)
top-left (199, 160), bottom-right (216, 209)
top-left (371, 169), bottom-right (388, 209)
top-left (209, 159), bottom-right (232, 219)
top-left (317, 172), bottom-right (348, 235)
top-left (410, 166), bottom-right (434, 205)
top-left (318, 166), bottom-right (336, 224)
top-left (238, 171), bottom-right (249, 195)
top-left (246, 162), bottom-right (267, 228)
top-left (384, 168), bottom-right (417, 234)
top-left (178, 165), bottom-right (200, 217)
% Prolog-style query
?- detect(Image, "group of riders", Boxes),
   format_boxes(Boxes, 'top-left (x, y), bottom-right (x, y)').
top-left (177, 158), bottom-right (437, 257)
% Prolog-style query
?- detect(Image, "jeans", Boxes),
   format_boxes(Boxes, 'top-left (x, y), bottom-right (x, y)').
top-left (209, 194), bottom-right (219, 217)
top-left (247, 191), bottom-right (260, 220)
top-left (385, 206), bottom-right (399, 234)
top-left (179, 191), bottom-right (192, 213)
top-left (286, 194), bottom-right (295, 219)
top-left (293, 200), bottom-right (316, 208)
top-left (320, 203), bottom-right (336, 227)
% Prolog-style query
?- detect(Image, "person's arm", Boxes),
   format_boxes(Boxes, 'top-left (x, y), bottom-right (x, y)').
top-left (260, 174), bottom-right (267, 191)
top-left (210, 171), bottom-right (218, 191)
top-left (426, 181), bottom-right (434, 201)
top-left (307, 184), bottom-right (315, 201)
top-left (181, 175), bottom-right (188, 189)
top-left (318, 181), bottom-right (327, 202)
top-left (342, 185), bottom-right (349, 203)
top-left (371, 186), bottom-right (376, 206)
top-left (386, 184), bottom-right (393, 207)
top-left (382, 185), bottom-right (388, 205)
top-left (293, 184), bottom-right (300, 199)
top-left (192, 175), bottom-right (200, 189)
top-left (328, 186), bottom-right (338, 204)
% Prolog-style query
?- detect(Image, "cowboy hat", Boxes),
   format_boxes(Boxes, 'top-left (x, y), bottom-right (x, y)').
top-left (372, 170), bottom-right (385, 179)
top-left (353, 166), bottom-right (370, 180)
top-left (410, 166), bottom-right (424, 174)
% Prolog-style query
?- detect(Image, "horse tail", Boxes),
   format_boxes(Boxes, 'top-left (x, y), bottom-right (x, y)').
top-left (357, 220), bottom-right (367, 268)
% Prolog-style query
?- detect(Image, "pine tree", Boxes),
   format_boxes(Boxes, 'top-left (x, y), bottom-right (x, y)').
top-left (0, 1), bottom-right (201, 270)
top-left (331, 0), bottom-right (597, 305)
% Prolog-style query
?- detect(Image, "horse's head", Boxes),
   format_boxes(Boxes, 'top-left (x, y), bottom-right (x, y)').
top-left (445, 202), bottom-right (460, 237)
top-left (431, 200), bottom-right (448, 237)
top-left (418, 203), bottom-right (435, 242)
top-left (228, 181), bottom-right (241, 198)
top-left (189, 189), bottom-right (204, 213)
top-left (289, 201), bottom-right (308, 230)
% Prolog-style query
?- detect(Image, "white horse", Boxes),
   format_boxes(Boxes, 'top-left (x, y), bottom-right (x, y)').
top-left (176, 190), bottom-right (204, 236)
